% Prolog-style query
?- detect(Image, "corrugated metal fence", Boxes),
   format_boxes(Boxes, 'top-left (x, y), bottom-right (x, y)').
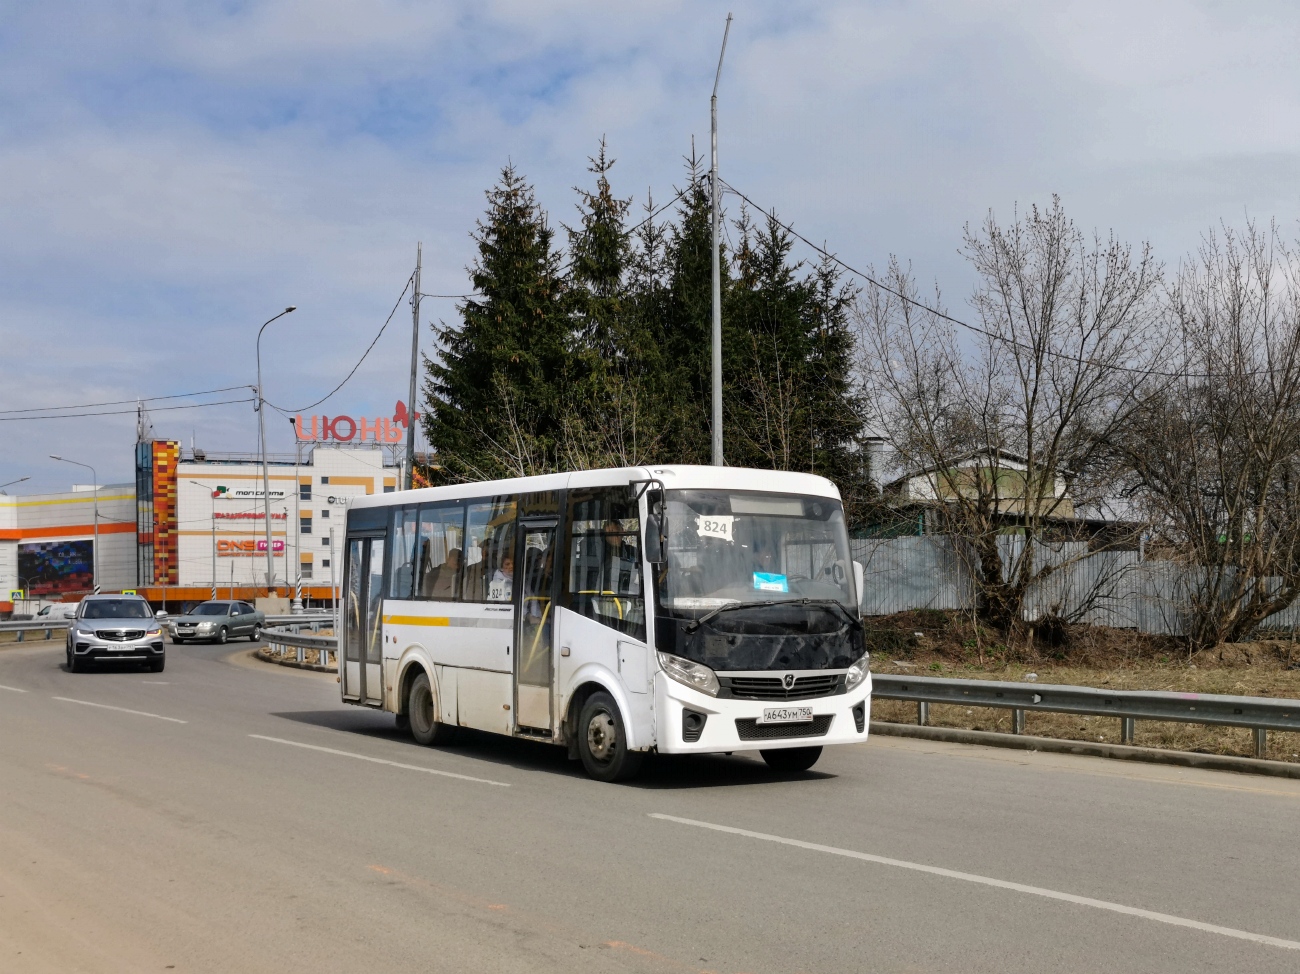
top-left (849, 537), bottom-right (1300, 636)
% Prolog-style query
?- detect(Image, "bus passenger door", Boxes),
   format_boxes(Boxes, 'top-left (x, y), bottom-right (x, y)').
top-left (514, 521), bottom-right (557, 734)
top-left (342, 535), bottom-right (385, 707)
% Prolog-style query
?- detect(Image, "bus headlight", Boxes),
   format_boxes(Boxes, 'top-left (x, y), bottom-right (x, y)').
top-left (845, 654), bottom-right (870, 691)
top-left (657, 652), bottom-right (720, 697)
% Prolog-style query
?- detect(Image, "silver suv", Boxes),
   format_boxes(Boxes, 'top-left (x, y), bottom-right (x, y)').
top-left (66, 594), bottom-right (166, 673)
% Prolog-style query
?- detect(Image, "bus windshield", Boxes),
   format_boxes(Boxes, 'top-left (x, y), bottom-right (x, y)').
top-left (658, 489), bottom-right (856, 614)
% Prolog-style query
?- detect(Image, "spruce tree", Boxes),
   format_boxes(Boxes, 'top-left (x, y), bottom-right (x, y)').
top-left (656, 149), bottom-right (722, 464)
top-left (423, 165), bottom-right (568, 479)
top-left (723, 210), bottom-right (867, 511)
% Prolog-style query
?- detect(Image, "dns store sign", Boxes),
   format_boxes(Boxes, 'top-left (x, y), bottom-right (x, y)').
top-left (295, 400), bottom-right (420, 443)
top-left (218, 539), bottom-right (286, 557)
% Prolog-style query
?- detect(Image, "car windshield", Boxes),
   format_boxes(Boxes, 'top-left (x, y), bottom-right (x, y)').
top-left (193, 603), bottom-right (230, 616)
top-left (82, 600), bottom-right (151, 619)
top-left (657, 489), bottom-right (856, 616)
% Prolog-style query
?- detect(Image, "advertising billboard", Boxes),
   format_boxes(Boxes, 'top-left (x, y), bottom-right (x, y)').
top-left (17, 540), bottom-right (94, 596)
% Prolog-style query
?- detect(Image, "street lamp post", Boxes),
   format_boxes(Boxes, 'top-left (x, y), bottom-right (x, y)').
top-left (256, 306), bottom-right (296, 599)
top-left (189, 481), bottom-right (218, 600)
top-left (0, 476), bottom-right (30, 492)
top-left (49, 456), bottom-right (99, 593)
top-left (710, 13), bottom-right (732, 468)
top-left (289, 418), bottom-right (303, 613)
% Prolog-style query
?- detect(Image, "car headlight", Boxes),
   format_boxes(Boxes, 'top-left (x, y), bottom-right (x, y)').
top-left (844, 653), bottom-right (871, 691)
top-left (75, 627), bottom-right (95, 637)
top-left (146, 628), bottom-right (161, 637)
top-left (198, 622), bottom-right (215, 629)
top-left (657, 652), bottom-right (720, 697)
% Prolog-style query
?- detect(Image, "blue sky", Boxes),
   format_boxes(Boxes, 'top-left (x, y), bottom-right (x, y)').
top-left (2, 0), bottom-right (1299, 491)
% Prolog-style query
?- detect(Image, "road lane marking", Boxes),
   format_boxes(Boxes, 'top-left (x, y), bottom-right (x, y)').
top-left (0, 684), bottom-right (27, 692)
top-left (650, 813), bottom-right (1300, 952)
top-left (248, 735), bottom-right (510, 786)
top-left (52, 697), bottom-right (188, 723)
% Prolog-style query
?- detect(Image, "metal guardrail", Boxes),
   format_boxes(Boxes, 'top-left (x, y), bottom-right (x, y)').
top-left (0, 618), bottom-right (70, 640)
top-left (872, 673), bottom-right (1300, 759)
top-left (1, 612), bottom-right (333, 642)
top-left (262, 625), bottom-right (337, 668)
top-left (263, 613), bottom-right (333, 626)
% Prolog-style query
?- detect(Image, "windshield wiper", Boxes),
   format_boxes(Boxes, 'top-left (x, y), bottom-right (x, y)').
top-left (761, 598), bottom-right (861, 629)
top-left (684, 600), bottom-right (743, 632)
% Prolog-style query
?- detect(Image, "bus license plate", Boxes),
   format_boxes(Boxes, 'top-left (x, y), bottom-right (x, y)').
top-left (758, 707), bottom-right (813, 724)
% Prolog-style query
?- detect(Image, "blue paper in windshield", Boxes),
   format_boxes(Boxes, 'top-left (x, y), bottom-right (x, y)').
top-left (753, 572), bottom-right (789, 593)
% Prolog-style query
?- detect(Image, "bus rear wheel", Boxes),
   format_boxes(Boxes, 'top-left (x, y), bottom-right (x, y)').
top-left (760, 746), bottom-right (822, 774)
top-left (577, 691), bottom-right (644, 783)
top-left (407, 672), bottom-right (455, 746)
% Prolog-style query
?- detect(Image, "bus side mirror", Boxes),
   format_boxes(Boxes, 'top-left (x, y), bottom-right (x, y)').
top-left (645, 514), bottom-right (666, 565)
top-left (853, 561), bottom-right (864, 608)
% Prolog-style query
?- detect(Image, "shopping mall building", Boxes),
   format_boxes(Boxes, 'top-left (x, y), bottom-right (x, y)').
top-left (2, 440), bottom-right (400, 613)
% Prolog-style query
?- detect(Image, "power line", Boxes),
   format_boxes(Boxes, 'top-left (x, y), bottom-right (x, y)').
top-left (266, 272), bottom-right (415, 415)
top-left (720, 179), bottom-right (1276, 382)
top-left (0, 385), bottom-right (253, 417)
top-left (0, 397), bottom-right (254, 422)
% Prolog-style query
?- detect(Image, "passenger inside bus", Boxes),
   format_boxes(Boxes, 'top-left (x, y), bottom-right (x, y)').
top-left (422, 546), bottom-right (462, 599)
top-left (489, 552), bottom-right (514, 602)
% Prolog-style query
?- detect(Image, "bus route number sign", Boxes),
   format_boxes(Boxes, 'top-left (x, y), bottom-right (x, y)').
top-left (697, 515), bottom-right (734, 543)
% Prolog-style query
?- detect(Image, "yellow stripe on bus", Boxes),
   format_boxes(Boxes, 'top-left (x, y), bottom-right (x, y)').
top-left (383, 615), bottom-right (451, 627)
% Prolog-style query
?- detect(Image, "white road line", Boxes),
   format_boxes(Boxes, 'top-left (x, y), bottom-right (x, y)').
top-left (649, 813), bottom-right (1300, 952)
top-left (52, 697), bottom-right (188, 724)
top-left (248, 735), bottom-right (510, 787)
top-left (0, 684), bottom-right (28, 693)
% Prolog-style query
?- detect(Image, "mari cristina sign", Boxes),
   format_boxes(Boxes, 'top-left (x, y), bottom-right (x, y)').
top-left (294, 400), bottom-right (421, 443)
top-left (211, 486), bottom-right (288, 500)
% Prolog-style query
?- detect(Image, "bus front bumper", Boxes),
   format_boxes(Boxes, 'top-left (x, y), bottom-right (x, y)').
top-left (654, 671), bottom-right (871, 754)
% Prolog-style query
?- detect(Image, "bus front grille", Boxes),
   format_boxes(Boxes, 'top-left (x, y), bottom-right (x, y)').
top-left (722, 675), bottom-right (842, 701)
top-left (734, 715), bottom-right (833, 740)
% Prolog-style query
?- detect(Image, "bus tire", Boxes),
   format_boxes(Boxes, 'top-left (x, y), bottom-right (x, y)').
top-left (577, 691), bottom-right (644, 783)
top-left (760, 746), bottom-right (822, 774)
top-left (408, 672), bottom-right (455, 746)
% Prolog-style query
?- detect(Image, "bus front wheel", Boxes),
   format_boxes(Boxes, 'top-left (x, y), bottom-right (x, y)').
top-left (407, 672), bottom-right (455, 746)
top-left (577, 691), bottom-right (644, 783)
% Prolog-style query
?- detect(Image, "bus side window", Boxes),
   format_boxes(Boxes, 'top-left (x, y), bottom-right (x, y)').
top-left (415, 502), bottom-right (466, 600)
top-left (463, 496), bottom-right (517, 603)
top-left (566, 488), bottom-right (645, 641)
top-left (388, 506), bottom-right (418, 599)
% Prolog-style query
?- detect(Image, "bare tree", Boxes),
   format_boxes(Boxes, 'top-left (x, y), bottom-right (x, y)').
top-left (1118, 221), bottom-right (1300, 652)
top-left (559, 374), bottom-right (665, 471)
top-left (857, 198), bottom-right (1163, 635)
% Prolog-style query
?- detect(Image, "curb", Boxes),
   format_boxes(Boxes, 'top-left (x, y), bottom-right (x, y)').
top-left (255, 650), bottom-right (337, 674)
top-left (869, 720), bottom-right (1300, 780)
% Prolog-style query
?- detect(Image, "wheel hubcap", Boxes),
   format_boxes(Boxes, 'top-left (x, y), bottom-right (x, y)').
top-left (587, 712), bottom-right (616, 762)
top-left (413, 687), bottom-right (433, 733)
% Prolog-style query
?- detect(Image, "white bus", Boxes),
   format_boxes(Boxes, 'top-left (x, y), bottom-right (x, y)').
top-left (339, 464), bottom-right (871, 781)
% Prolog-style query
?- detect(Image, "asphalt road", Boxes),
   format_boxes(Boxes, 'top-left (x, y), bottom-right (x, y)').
top-left (2, 639), bottom-right (1299, 974)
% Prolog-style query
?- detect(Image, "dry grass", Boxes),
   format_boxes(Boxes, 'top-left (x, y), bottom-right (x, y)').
top-left (867, 609), bottom-right (1300, 762)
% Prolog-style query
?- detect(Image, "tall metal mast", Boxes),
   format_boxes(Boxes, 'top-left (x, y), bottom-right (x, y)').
top-left (406, 243), bottom-right (422, 490)
top-left (710, 13), bottom-right (733, 467)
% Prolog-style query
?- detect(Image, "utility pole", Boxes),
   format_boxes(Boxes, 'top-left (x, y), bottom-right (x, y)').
top-left (710, 13), bottom-right (733, 467)
top-left (189, 481), bottom-right (217, 600)
top-left (50, 456), bottom-right (99, 592)
top-left (289, 418), bottom-right (303, 613)
top-left (256, 306), bottom-right (296, 599)
top-left (406, 243), bottom-right (422, 490)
